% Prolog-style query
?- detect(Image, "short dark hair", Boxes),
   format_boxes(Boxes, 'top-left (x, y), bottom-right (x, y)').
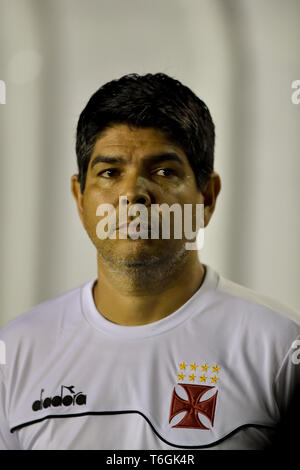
top-left (76, 73), bottom-right (215, 193)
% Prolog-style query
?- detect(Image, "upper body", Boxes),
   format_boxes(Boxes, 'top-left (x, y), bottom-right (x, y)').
top-left (0, 263), bottom-right (300, 450)
top-left (1, 73), bottom-right (298, 449)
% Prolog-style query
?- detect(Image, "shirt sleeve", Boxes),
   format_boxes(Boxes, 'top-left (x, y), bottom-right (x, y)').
top-left (0, 366), bottom-right (20, 450)
top-left (272, 334), bottom-right (300, 448)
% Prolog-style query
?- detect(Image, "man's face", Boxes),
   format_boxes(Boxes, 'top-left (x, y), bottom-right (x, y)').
top-left (72, 124), bottom-right (215, 276)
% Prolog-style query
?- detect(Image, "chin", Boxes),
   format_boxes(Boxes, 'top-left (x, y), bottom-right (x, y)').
top-left (97, 239), bottom-right (187, 266)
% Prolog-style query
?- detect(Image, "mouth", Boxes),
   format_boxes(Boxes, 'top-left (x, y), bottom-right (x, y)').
top-left (116, 222), bottom-right (150, 231)
top-left (115, 222), bottom-right (161, 241)
top-left (116, 223), bottom-right (130, 230)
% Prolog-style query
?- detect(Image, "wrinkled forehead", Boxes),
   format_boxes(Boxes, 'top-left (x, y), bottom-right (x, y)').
top-left (89, 123), bottom-right (190, 166)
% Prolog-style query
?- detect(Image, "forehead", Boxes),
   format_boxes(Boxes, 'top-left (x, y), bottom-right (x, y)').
top-left (90, 123), bottom-right (189, 162)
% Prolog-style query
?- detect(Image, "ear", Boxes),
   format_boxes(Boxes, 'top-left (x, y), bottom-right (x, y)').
top-left (71, 174), bottom-right (85, 226)
top-left (201, 172), bottom-right (221, 227)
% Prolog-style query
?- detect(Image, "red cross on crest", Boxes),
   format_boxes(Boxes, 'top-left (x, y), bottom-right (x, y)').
top-left (169, 383), bottom-right (218, 429)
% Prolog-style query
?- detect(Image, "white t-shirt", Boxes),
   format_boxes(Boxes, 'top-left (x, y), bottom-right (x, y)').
top-left (0, 264), bottom-right (300, 450)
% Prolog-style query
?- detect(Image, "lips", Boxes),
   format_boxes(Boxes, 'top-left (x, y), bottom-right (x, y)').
top-left (116, 223), bottom-right (128, 230)
top-left (117, 222), bottom-right (149, 231)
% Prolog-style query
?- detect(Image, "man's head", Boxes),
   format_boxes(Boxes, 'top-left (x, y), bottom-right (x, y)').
top-left (75, 73), bottom-right (215, 195)
top-left (71, 73), bottom-right (221, 287)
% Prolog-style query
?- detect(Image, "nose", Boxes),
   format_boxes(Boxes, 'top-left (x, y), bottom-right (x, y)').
top-left (121, 175), bottom-right (151, 207)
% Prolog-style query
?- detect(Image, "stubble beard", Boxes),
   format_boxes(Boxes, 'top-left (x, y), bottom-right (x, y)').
top-left (96, 239), bottom-right (191, 293)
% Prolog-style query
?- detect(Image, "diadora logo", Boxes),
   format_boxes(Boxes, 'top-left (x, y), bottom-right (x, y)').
top-left (32, 385), bottom-right (87, 411)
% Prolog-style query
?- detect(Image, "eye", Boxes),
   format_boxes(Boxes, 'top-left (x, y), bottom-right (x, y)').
top-left (97, 169), bottom-right (119, 178)
top-left (155, 168), bottom-right (177, 177)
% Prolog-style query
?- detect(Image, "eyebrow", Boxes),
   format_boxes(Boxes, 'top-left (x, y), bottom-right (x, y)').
top-left (90, 152), bottom-right (185, 169)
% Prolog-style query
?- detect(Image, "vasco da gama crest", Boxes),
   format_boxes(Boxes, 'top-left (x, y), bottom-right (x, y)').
top-left (169, 361), bottom-right (220, 429)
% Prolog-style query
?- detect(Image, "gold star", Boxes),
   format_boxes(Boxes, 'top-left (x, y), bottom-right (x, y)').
top-left (177, 373), bottom-right (185, 381)
top-left (190, 362), bottom-right (198, 371)
top-left (211, 375), bottom-right (219, 383)
top-left (188, 373), bottom-right (196, 382)
top-left (199, 374), bottom-right (207, 383)
top-left (201, 363), bottom-right (209, 372)
top-left (212, 365), bottom-right (220, 373)
top-left (179, 362), bottom-right (187, 370)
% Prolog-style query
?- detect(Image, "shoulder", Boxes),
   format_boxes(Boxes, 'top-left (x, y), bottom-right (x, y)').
top-left (217, 273), bottom-right (300, 322)
top-left (212, 269), bottom-right (300, 345)
top-left (0, 281), bottom-right (91, 345)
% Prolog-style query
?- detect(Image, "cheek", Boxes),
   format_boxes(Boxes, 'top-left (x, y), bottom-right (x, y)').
top-left (175, 188), bottom-right (203, 206)
top-left (82, 191), bottom-right (117, 237)
top-left (85, 181), bottom-right (120, 205)
top-left (82, 193), bottom-right (100, 227)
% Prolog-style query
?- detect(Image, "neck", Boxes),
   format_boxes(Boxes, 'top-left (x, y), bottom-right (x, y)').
top-left (92, 250), bottom-right (206, 326)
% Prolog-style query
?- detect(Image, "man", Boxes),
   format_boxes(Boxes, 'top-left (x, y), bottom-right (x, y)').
top-left (0, 73), bottom-right (299, 450)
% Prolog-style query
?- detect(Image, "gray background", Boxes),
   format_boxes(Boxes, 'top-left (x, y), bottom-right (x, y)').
top-left (0, 0), bottom-right (299, 327)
